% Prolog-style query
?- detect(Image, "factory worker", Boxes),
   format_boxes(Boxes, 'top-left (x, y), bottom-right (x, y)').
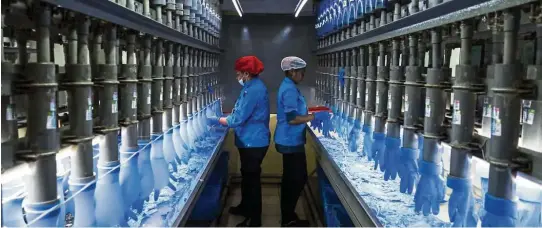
top-left (208, 55), bottom-right (270, 227)
top-left (275, 56), bottom-right (330, 227)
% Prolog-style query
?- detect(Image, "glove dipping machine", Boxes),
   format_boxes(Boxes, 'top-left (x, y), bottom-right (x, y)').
top-left (312, 0), bottom-right (542, 227)
top-left (1, 0), bottom-right (228, 226)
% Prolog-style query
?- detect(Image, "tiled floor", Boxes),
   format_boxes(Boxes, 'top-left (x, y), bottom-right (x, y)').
top-left (218, 184), bottom-right (308, 227)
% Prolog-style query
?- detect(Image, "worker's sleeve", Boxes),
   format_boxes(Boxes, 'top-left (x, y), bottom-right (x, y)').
top-left (282, 88), bottom-right (299, 122)
top-left (225, 90), bottom-right (259, 128)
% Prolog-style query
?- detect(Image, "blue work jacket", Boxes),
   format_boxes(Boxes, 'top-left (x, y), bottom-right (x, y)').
top-left (226, 78), bottom-right (270, 148)
top-left (274, 77), bottom-right (308, 152)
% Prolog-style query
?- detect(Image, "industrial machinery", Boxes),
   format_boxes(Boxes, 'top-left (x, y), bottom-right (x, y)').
top-left (313, 0), bottom-right (542, 227)
top-left (1, 0), bottom-right (226, 226)
top-left (1, 0), bottom-right (542, 227)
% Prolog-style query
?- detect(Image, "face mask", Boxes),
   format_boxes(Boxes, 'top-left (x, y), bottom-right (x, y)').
top-left (238, 79), bottom-right (244, 86)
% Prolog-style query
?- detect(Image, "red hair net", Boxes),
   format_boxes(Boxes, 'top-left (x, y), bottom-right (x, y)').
top-left (234, 56), bottom-right (264, 75)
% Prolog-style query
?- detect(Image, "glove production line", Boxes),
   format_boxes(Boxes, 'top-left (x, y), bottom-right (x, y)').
top-left (1, 0), bottom-right (542, 227)
top-left (1, 0), bottom-right (226, 226)
top-left (312, 0), bottom-right (542, 227)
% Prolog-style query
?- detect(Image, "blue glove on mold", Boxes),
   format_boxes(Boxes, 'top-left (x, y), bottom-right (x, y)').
top-left (383, 136), bottom-right (401, 181)
top-left (399, 147), bottom-right (418, 194)
top-left (481, 193), bottom-right (517, 227)
top-left (414, 160), bottom-right (445, 216)
top-left (362, 124), bottom-right (372, 157)
top-left (348, 119), bottom-right (362, 152)
top-left (371, 132), bottom-right (386, 171)
top-left (447, 176), bottom-right (479, 227)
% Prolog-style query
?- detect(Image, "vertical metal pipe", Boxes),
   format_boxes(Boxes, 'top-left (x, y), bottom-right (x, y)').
top-left (344, 50), bottom-right (351, 118)
top-left (350, 49), bottom-right (358, 118)
top-left (64, 14), bottom-right (95, 180)
top-left (152, 39), bottom-right (164, 134)
top-left (422, 29), bottom-right (447, 164)
top-left (138, 36), bottom-right (152, 141)
top-left (163, 42), bottom-right (174, 132)
top-left (450, 20), bottom-right (479, 178)
top-left (186, 47), bottom-right (193, 119)
top-left (173, 44), bottom-right (182, 125)
top-left (119, 32), bottom-right (139, 151)
top-left (403, 34), bottom-right (423, 149)
top-left (374, 41), bottom-right (389, 133)
top-left (97, 24), bottom-right (120, 164)
top-left (1, 12), bottom-right (18, 170)
top-left (488, 8), bottom-right (522, 200)
top-left (332, 52), bottom-right (339, 108)
top-left (22, 4), bottom-right (58, 204)
top-left (358, 46), bottom-right (367, 122)
top-left (365, 44), bottom-right (377, 126)
top-left (387, 38), bottom-right (403, 139)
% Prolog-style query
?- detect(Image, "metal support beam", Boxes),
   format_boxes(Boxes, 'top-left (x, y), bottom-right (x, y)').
top-left (374, 41), bottom-right (389, 134)
top-left (402, 34), bottom-right (423, 149)
top-left (119, 32), bottom-right (139, 152)
top-left (152, 39), bottom-right (165, 135)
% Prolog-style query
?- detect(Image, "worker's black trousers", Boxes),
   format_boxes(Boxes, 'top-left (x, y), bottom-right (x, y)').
top-left (237, 146), bottom-right (268, 221)
top-left (280, 149), bottom-right (308, 223)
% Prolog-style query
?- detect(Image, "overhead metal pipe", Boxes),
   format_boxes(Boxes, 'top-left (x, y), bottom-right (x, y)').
top-left (487, 8), bottom-right (522, 200)
top-left (96, 24), bottom-right (120, 165)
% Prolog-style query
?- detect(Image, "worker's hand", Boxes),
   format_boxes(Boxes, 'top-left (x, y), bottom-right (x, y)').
top-left (447, 176), bottom-right (479, 227)
top-left (398, 147), bottom-right (419, 194)
top-left (383, 136), bottom-right (401, 181)
top-left (414, 160), bottom-right (445, 216)
top-left (481, 194), bottom-right (518, 227)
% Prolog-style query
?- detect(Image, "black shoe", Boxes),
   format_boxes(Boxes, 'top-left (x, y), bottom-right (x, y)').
top-left (236, 218), bottom-right (262, 227)
top-left (281, 219), bottom-right (310, 227)
top-left (229, 205), bottom-right (248, 216)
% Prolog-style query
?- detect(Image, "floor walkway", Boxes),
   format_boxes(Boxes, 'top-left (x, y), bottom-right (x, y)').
top-left (217, 183), bottom-right (310, 227)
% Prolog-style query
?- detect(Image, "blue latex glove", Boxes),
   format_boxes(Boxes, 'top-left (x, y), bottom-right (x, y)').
top-left (322, 115), bottom-right (332, 138)
top-left (314, 111), bottom-right (331, 121)
top-left (340, 112), bottom-right (349, 139)
top-left (414, 160), bottom-right (445, 216)
top-left (207, 116), bottom-right (220, 126)
top-left (338, 67), bottom-right (345, 87)
top-left (399, 147), bottom-right (418, 194)
top-left (517, 191), bottom-right (542, 227)
top-left (310, 117), bottom-right (322, 131)
top-left (383, 136), bottom-right (400, 181)
top-left (371, 132), bottom-right (386, 171)
top-left (482, 194), bottom-right (517, 227)
top-left (348, 120), bottom-right (362, 152)
top-left (333, 110), bottom-right (342, 134)
top-left (447, 176), bottom-right (479, 227)
top-left (362, 124), bottom-right (372, 158)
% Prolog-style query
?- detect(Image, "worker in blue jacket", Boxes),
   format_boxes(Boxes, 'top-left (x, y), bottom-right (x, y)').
top-left (275, 56), bottom-right (330, 227)
top-left (208, 56), bottom-right (270, 227)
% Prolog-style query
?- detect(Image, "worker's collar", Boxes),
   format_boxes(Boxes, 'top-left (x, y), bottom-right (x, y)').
top-left (243, 77), bottom-right (259, 87)
top-left (284, 77), bottom-right (297, 85)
